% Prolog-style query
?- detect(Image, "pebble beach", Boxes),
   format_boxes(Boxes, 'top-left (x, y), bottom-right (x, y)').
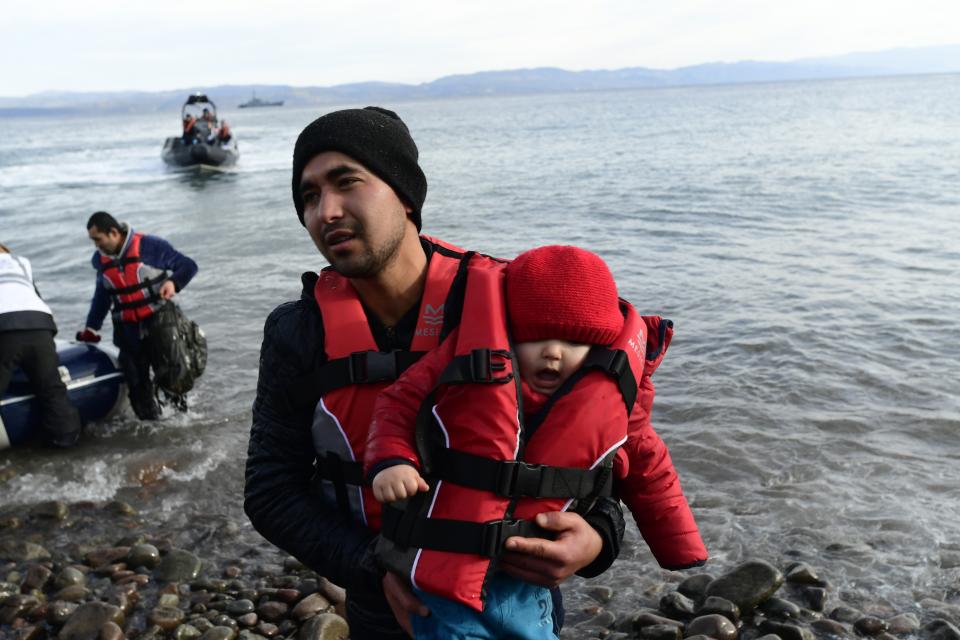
top-left (2, 494), bottom-right (960, 640)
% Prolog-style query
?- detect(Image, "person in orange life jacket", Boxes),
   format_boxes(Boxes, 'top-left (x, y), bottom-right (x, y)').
top-left (214, 121), bottom-right (232, 145)
top-left (182, 115), bottom-right (197, 143)
top-left (0, 243), bottom-right (81, 447)
top-left (367, 245), bottom-right (708, 639)
top-left (77, 211), bottom-right (198, 420)
top-left (243, 107), bottom-right (627, 640)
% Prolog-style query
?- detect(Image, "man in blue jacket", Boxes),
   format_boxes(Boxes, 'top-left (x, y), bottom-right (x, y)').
top-left (77, 211), bottom-right (197, 420)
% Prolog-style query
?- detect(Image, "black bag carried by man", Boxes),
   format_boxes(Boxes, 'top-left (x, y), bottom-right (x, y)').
top-left (146, 301), bottom-right (207, 395)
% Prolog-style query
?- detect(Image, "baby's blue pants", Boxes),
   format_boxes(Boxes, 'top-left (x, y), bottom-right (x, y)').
top-left (412, 573), bottom-right (559, 639)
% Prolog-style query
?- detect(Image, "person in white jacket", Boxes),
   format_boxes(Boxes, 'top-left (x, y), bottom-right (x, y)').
top-left (0, 243), bottom-right (81, 447)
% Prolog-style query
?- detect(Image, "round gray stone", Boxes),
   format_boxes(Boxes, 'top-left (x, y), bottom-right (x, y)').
top-left (22, 564), bottom-right (53, 590)
top-left (173, 624), bottom-right (204, 640)
top-left (128, 543), bottom-right (161, 569)
top-left (292, 593), bottom-right (332, 621)
top-left (54, 566), bottom-right (87, 590)
top-left (886, 613), bottom-right (920, 634)
top-left (661, 592), bottom-right (697, 619)
top-left (811, 619), bottom-right (852, 637)
top-left (677, 574), bottom-right (715, 602)
top-left (58, 602), bottom-right (124, 640)
top-left (226, 599), bottom-right (256, 616)
top-left (923, 620), bottom-right (960, 640)
top-left (758, 620), bottom-right (814, 640)
top-left (698, 596), bottom-right (740, 623)
top-left (257, 601), bottom-right (288, 622)
top-left (298, 612), bottom-right (350, 640)
top-left (685, 614), bottom-right (737, 640)
top-left (854, 615), bottom-right (889, 636)
top-left (150, 605), bottom-right (187, 631)
top-left (640, 623), bottom-right (684, 640)
top-left (703, 560), bottom-right (785, 612)
top-left (156, 549), bottom-right (203, 583)
top-left (200, 626), bottom-right (238, 640)
top-left (760, 596), bottom-right (802, 620)
top-left (0, 541), bottom-right (50, 563)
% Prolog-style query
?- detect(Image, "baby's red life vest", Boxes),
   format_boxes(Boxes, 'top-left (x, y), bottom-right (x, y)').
top-left (380, 261), bottom-right (646, 611)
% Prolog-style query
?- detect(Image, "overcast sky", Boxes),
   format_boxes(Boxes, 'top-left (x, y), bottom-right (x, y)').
top-left (3, 0), bottom-right (958, 97)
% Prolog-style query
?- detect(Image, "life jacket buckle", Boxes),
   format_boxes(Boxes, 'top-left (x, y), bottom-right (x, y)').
top-left (496, 461), bottom-right (546, 497)
top-left (348, 350), bottom-right (399, 384)
top-left (608, 349), bottom-right (629, 378)
top-left (479, 518), bottom-right (524, 557)
top-left (469, 348), bottom-right (513, 383)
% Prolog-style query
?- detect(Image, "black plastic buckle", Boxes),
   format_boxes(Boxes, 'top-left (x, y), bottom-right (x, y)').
top-left (469, 349), bottom-right (513, 383)
top-left (480, 519), bottom-right (524, 557)
top-left (608, 349), bottom-right (629, 378)
top-left (348, 351), bottom-right (399, 383)
top-left (496, 461), bottom-right (546, 497)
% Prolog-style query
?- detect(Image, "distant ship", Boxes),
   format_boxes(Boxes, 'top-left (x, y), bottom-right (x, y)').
top-left (238, 92), bottom-right (284, 108)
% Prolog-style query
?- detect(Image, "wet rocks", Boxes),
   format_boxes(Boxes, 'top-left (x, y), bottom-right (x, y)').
top-left (698, 595), bottom-right (740, 623)
top-left (128, 542), bottom-right (161, 569)
top-left (298, 611), bottom-right (350, 639)
top-left (887, 612), bottom-right (921, 634)
top-left (759, 619), bottom-right (815, 640)
top-left (2, 496), bottom-right (958, 640)
top-left (570, 556), bottom-right (960, 640)
top-left (156, 549), bottom-right (203, 582)
top-left (0, 541), bottom-right (50, 563)
top-left (924, 619), bottom-right (960, 640)
top-left (686, 613), bottom-right (738, 640)
top-left (0, 517), bottom-right (357, 640)
top-left (58, 602), bottom-right (124, 640)
top-left (785, 561), bottom-right (828, 587)
top-left (292, 593), bottom-right (333, 621)
top-left (854, 614), bottom-right (890, 636)
top-left (677, 573), bottom-right (714, 602)
top-left (703, 559), bottom-right (785, 612)
top-left (30, 501), bottom-right (69, 521)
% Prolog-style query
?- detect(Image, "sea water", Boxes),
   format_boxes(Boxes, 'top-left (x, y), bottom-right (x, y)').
top-left (1, 73), bottom-right (958, 612)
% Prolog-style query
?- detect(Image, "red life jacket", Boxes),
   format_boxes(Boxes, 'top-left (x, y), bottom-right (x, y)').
top-left (310, 236), bottom-right (479, 531)
top-left (380, 261), bottom-right (647, 611)
top-left (99, 232), bottom-right (168, 324)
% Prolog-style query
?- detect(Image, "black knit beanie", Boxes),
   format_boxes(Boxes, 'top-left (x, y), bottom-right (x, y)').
top-left (291, 106), bottom-right (427, 231)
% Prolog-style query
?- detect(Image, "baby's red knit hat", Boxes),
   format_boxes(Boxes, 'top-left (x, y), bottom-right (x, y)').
top-left (505, 245), bottom-right (623, 345)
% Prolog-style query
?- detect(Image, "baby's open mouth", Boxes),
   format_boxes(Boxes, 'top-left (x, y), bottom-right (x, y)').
top-left (533, 368), bottom-right (561, 388)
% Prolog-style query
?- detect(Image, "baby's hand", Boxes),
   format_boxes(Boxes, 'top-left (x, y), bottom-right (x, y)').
top-left (372, 465), bottom-right (430, 503)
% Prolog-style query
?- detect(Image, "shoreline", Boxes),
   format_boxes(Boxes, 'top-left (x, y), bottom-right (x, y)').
top-left (2, 499), bottom-right (960, 639)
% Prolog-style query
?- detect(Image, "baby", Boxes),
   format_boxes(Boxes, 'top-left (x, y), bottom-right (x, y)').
top-left (366, 245), bottom-right (706, 639)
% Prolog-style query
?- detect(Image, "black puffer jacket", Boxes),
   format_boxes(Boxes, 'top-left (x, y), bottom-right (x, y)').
top-left (245, 261), bottom-right (626, 635)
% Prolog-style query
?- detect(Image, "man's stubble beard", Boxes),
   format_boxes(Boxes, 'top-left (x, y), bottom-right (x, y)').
top-left (324, 219), bottom-right (406, 279)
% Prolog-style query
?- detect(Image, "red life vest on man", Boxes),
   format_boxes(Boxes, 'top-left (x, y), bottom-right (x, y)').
top-left (310, 236), bottom-right (488, 531)
top-left (379, 261), bottom-right (647, 611)
top-left (99, 231), bottom-right (168, 324)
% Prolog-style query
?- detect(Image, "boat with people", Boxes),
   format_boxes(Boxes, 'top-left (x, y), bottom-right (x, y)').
top-left (238, 92), bottom-right (284, 108)
top-left (161, 93), bottom-right (239, 168)
top-left (0, 340), bottom-right (126, 449)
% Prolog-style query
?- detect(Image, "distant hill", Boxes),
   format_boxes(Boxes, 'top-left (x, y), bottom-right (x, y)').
top-left (1, 44), bottom-right (957, 115)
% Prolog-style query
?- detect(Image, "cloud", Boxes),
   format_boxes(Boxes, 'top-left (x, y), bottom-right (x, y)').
top-left (2, 0), bottom-right (958, 96)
